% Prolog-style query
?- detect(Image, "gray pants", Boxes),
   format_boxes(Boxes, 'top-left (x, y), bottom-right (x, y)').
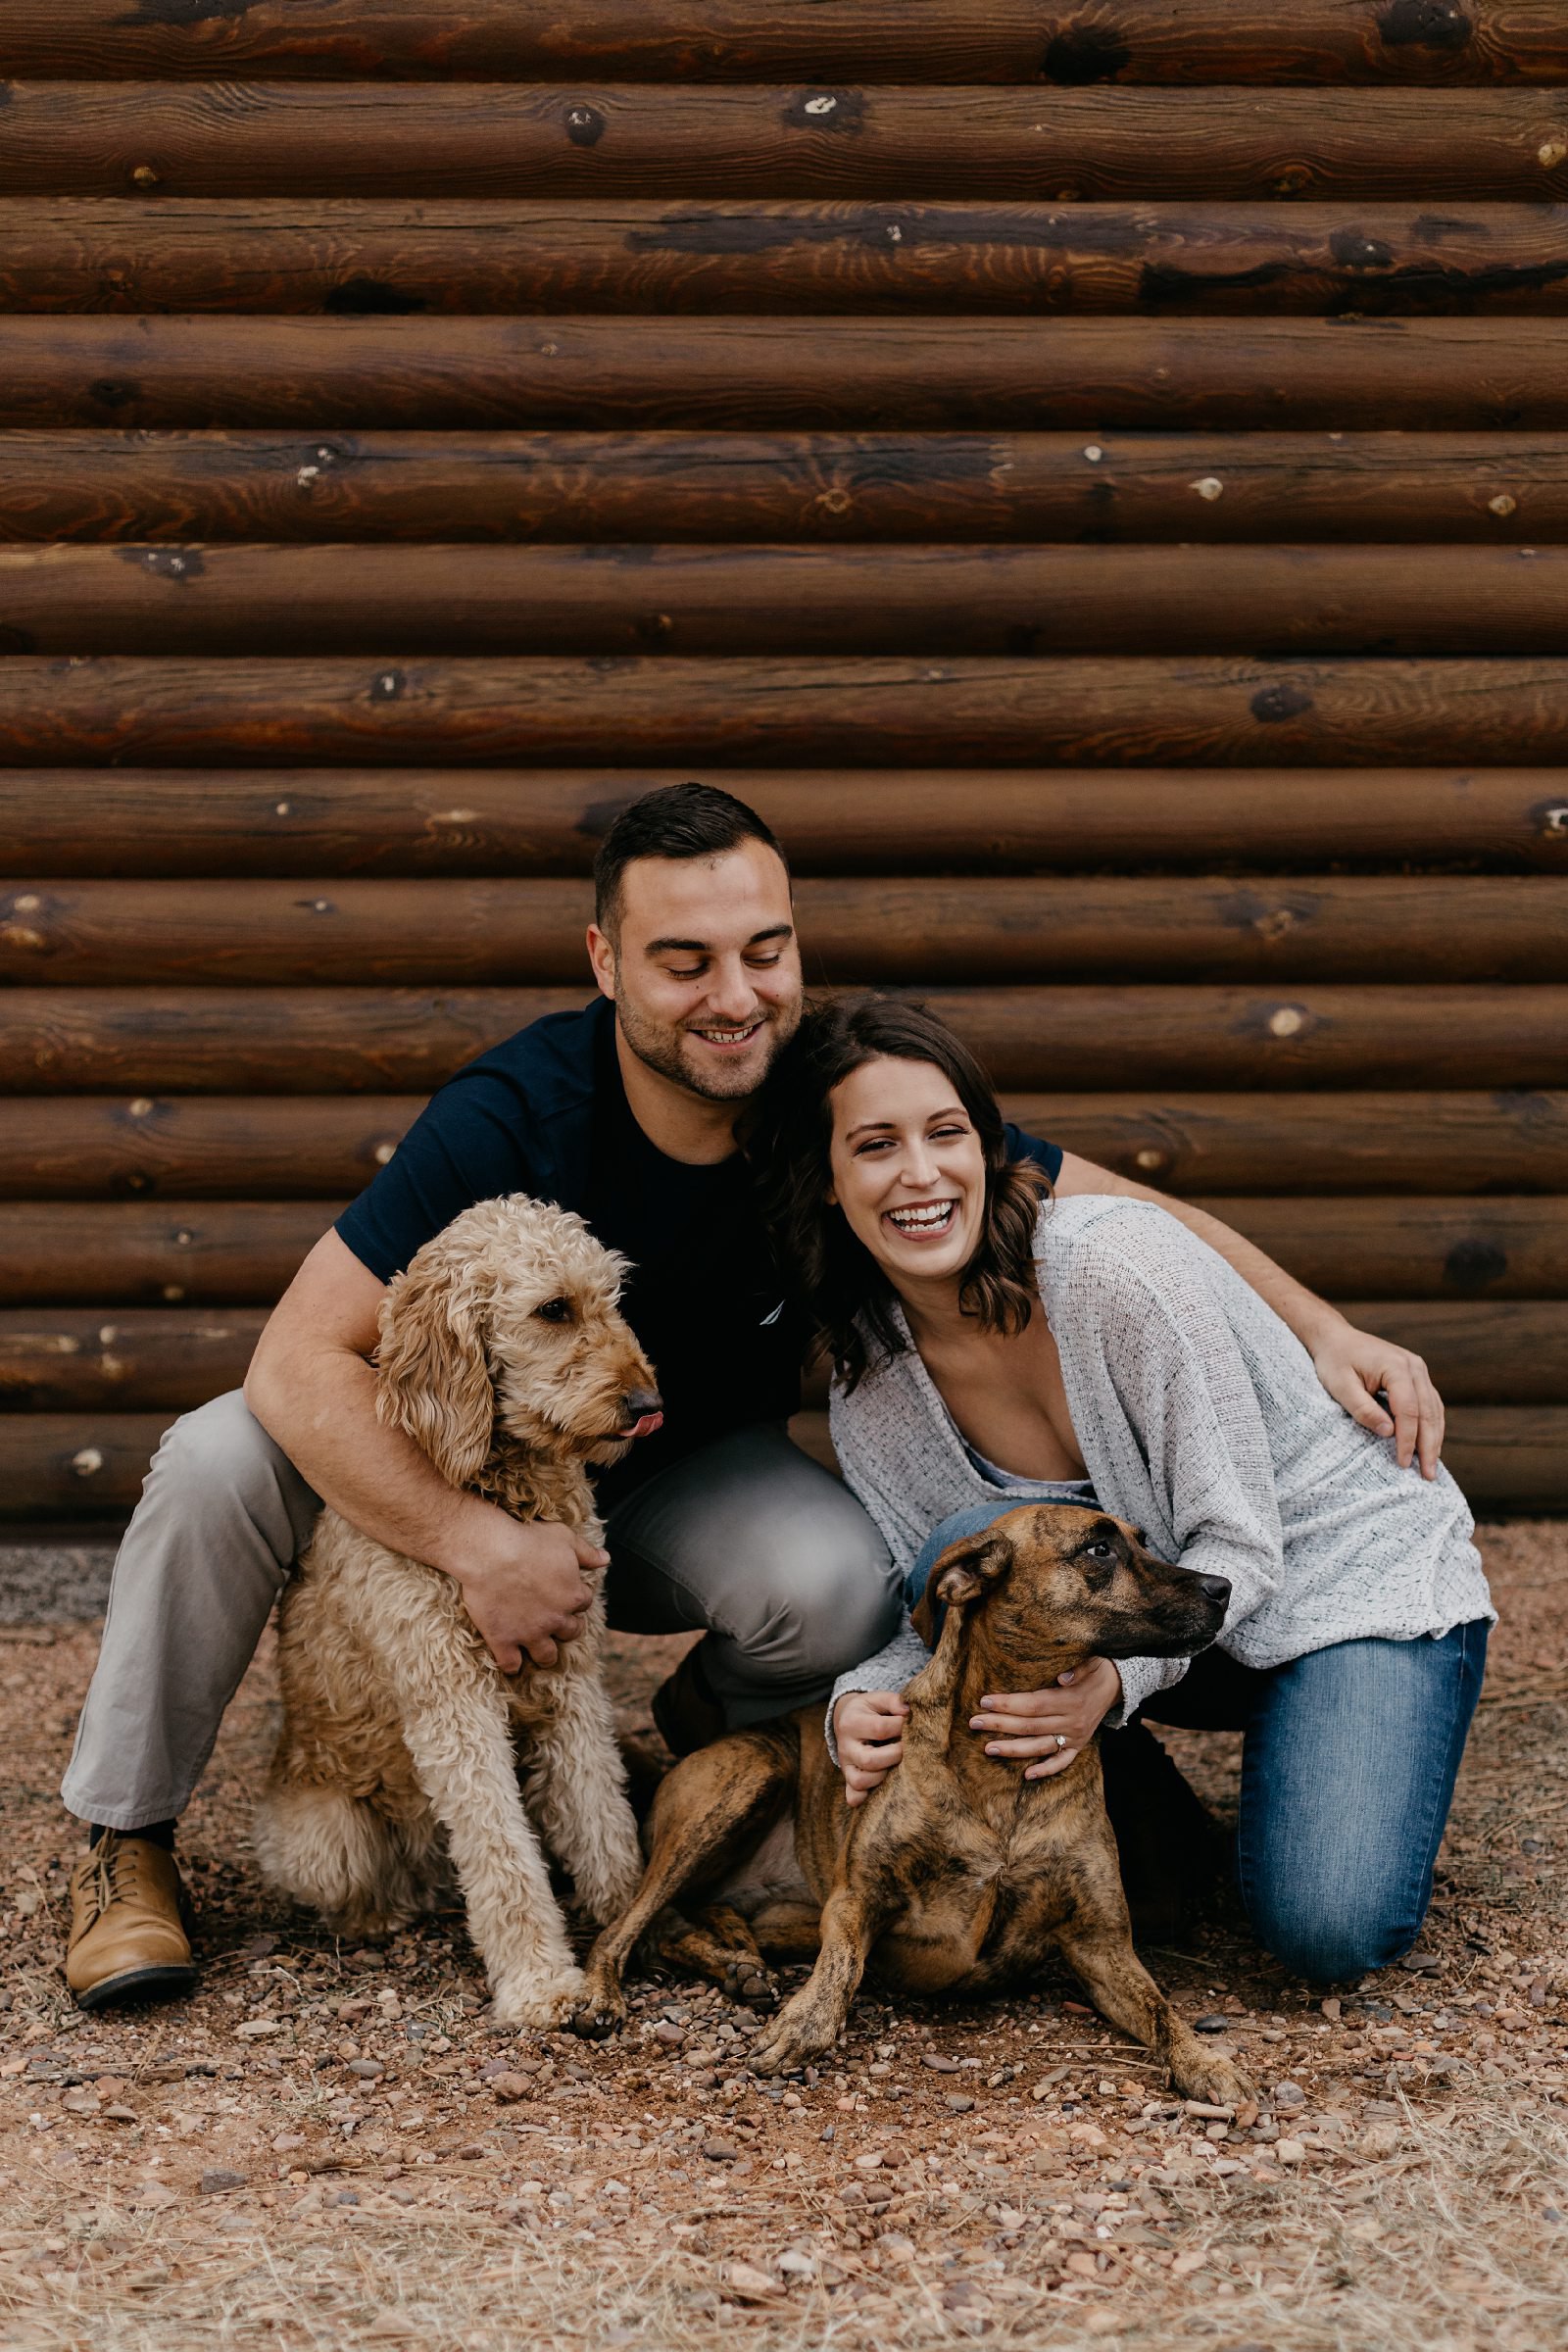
top-left (61, 1390), bottom-right (899, 1833)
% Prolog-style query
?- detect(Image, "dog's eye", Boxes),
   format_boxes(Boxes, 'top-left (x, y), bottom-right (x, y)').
top-left (534, 1297), bottom-right (573, 1324)
top-left (1085, 1541), bottom-right (1114, 1561)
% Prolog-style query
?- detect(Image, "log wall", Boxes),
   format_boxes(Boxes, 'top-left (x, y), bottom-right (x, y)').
top-left (3, 1), bottom-right (1566, 1517)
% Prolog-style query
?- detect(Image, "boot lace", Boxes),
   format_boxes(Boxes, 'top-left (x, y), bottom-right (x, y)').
top-left (86, 1834), bottom-right (139, 1920)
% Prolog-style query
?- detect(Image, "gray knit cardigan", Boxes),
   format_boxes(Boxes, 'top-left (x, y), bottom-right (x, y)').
top-left (827, 1196), bottom-right (1493, 1735)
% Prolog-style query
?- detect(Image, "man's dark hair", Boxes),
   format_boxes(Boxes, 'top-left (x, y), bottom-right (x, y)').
top-left (592, 782), bottom-right (787, 936)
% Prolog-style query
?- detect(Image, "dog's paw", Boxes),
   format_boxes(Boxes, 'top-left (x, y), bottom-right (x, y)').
top-left (487, 1967), bottom-right (589, 2032)
top-left (722, 1957), bottom-right (778, 2011)
top-left (568, 1972), bottom-right (628, 2040)
top-left (1170, 2049), bottom-right (1253, 2110)
top-left (745, 2007), bottom-right (827, 2079)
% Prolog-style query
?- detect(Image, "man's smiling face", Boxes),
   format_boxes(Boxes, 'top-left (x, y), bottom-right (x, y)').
top-left (587, 836), bottom-right (804, 1104)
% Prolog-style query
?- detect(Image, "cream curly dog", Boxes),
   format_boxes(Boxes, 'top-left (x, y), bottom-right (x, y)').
top-left (253, 1195), bottom-right (662, 2026)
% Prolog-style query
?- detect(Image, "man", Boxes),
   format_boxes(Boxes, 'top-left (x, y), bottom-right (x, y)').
top-left (62, 783), bottom-right (1444, 2008)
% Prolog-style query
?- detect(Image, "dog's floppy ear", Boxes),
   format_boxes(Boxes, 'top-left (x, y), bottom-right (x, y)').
top-left (910, 1533), bottom-right (1015, 1645)
top-left (374, 1241), bottom-right (497, 1490)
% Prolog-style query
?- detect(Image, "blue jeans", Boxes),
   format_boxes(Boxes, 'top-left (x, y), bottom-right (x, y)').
top-left (907, 1505), bottom-right (1489, 1984)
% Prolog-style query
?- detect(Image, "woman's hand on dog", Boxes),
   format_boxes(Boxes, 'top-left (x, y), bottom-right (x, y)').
top-left (834, 1690), bottom-right (909, 1805)
top-left (970, 1654), bottom-right (1123, 1778)
top-left (454, 1512), bottom-right (609, 1673)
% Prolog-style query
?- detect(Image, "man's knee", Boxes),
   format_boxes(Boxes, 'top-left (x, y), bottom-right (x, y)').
top-left (141, 1390), bottom-right (316, 1561)
top-left (729, 1512), bottom-right (899, 1688)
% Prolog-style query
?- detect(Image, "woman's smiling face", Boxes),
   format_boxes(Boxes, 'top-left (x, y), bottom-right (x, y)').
top-left (827, 1054), bottom-right (988, 1286)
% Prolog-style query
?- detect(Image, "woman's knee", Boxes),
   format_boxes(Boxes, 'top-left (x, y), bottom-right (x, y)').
top-left (1246, 1876), bottom-right (1419, 1984)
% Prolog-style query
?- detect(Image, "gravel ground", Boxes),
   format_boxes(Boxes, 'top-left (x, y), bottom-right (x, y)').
top-left (2, 1520), bottom-right (1566, 2350)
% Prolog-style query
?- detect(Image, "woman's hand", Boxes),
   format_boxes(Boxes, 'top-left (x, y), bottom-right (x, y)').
top-left (833, 1689), bottom-right (908, 1806)
top-left (969, 1655), bottom-right (1123, 1779)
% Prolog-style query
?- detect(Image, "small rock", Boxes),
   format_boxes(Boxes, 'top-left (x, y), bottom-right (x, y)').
top-left (921, 2051), bottom-right (958, 2072)
top-left (457, 2143), bottom-right (488, 2161)
top-left (702, 2137), bottom-right (737, 2163)
top-left (1276, 2137), bottom-right (1307, 2164)
top-left (723, 2261), bottom-right (779, 2302)
top-left (271, 2132), bottom-right (307, 2152)
top-left (946, 2092), bottom-right (974, 2112)
top-left (776, 2249), bottom-right (816, 2279)
top-left (101, 2104), bottom-right (138, 2124)
top-left (1193, 2014), bottom-right (1229, 2034)
top-left (1273, 2081), bottom-right (1306, 2107)
top-left (489, 2074), bottom-right (536, 2103)
top-left (348, 2060), bottom-right (384, 2080)
top-left (199, 2168), bottom-right (247, 2195)
top-left (654, 2022), bottom-right (686, 2046)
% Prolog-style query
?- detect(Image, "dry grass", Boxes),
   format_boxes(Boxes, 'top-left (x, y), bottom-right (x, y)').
top-left (3, 1521), bottom-right (1567, 2351)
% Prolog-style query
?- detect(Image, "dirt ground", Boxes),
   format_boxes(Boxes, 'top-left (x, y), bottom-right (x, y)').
top-left (3, 1521), bottom-right (1567, 2352)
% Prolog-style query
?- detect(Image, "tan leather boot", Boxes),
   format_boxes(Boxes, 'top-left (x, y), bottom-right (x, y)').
top-left (66, 1835), bottom-right (197, 2010)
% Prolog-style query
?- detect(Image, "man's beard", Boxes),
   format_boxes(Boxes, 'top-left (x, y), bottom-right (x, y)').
top-left (614, 990), bottom-right (798, 1104)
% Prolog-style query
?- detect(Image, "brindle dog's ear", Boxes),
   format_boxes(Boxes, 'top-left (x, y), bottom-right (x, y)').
top-left (910, 1534), bottom-right (1015, 1643)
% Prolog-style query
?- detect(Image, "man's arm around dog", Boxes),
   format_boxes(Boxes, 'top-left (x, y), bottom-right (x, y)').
top-left (245, 1229), bottom-right (605, 1673)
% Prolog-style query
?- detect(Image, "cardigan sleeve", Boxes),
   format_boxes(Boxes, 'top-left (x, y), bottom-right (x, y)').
top-left (822, 1614), bottom-right (933, 1765)
top-left (1053, 1206), bottom-right (1287, 1724)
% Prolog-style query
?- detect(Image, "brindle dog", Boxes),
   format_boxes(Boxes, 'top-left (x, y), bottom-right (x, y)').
top-left (580, 1504), bottom-right (1250, 2104)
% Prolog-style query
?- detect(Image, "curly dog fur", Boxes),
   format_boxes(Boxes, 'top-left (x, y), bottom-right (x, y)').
top-left (253, 1195), bottom-right (659, 2027)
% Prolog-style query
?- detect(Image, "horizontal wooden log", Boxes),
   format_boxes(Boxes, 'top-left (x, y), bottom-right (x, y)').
top-left (8, 984), bottom-right (1568, 1096)
top-left (5, 766), bottom-right (1568, 876)
top-left (0, 1413), bottom-right (172, 1516)
top-left (0, 1202), bottom-right (338, 1306)
top-left (6, 1195), bottom-right (1563, 1307)
top-left (4, 3), bottom-right (1564, 83)
top-left (5, 1093), bottom-right (1567, 1200)
top-left (2, 656), bottom-right (1567, 767)
top-left (4, 431), bottom-right (1568, 549)
top-left (10, 542), bottom-right (1568, 659)
top-left (0, 1100), bottom-right (416, 1200)
top-left (3, 1401), bottom-right (1562, 1520)
top-left (7, 200), bottom-right (1568, 317)
top-left (0, 1308), bottom-right (265, 1411)
top-left (6, 877), bottom-right (1567, 987)
top-left (1008, 1091), bottom-right (1568, 1194)
top-left (6, 1298), bottom-right (1564, 1413)
top-left (1438, 1407), bottom-right (1568, 1506)
top-left (1193, 1196), bottom-right (1568, 1298)
top-left (1328, 1300), bottom-right (1568, 1401)
top-left (1, 86), bottom-right (1563, 203)
top-left (5, 317), bottom-right (1568, 432)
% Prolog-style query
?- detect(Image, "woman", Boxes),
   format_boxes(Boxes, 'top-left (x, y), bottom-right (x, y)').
top-left (753, 996), bottom-right (1492, 1984)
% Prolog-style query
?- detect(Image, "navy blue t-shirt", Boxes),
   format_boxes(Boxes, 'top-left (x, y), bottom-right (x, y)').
top-left (335, 999), bottom-right (1063, 1506)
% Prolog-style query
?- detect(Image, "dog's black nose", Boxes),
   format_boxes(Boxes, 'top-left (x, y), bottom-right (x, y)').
top-left (1196, 1574), bottom-right (1232, 1607)
top-left (623, 1388), bottom-right (663, 1420)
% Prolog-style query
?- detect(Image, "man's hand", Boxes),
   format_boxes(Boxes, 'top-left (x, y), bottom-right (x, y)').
top-left (969, 1655), bottom-right (1122, 1779)
top-left (449, 1512), bottom-right (609, 1672)
top-left (833, 1690), bottom-right (908, 1806)
top-left (1308, 1319), bottom-right (1445, 1480)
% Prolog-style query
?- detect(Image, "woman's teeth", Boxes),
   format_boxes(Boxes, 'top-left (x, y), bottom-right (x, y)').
top-left (886, 1201), bottom-right (956, 1234)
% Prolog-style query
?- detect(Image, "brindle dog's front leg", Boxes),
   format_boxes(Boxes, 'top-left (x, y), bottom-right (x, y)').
top-left (576, 1727), bottom-right (796, 2033)
top-left (1054, 1917), bottom-right (1252, 2107)
top-left (747, 1869), bottom-right (897, 2076)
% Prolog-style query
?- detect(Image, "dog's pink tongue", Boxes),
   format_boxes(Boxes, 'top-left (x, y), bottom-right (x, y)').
top-left (629, 1411), bottom-right (663, 1440)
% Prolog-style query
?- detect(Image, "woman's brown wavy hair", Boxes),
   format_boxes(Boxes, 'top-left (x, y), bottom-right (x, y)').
top-left (748, 994), bottom-right (1052, 1392)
